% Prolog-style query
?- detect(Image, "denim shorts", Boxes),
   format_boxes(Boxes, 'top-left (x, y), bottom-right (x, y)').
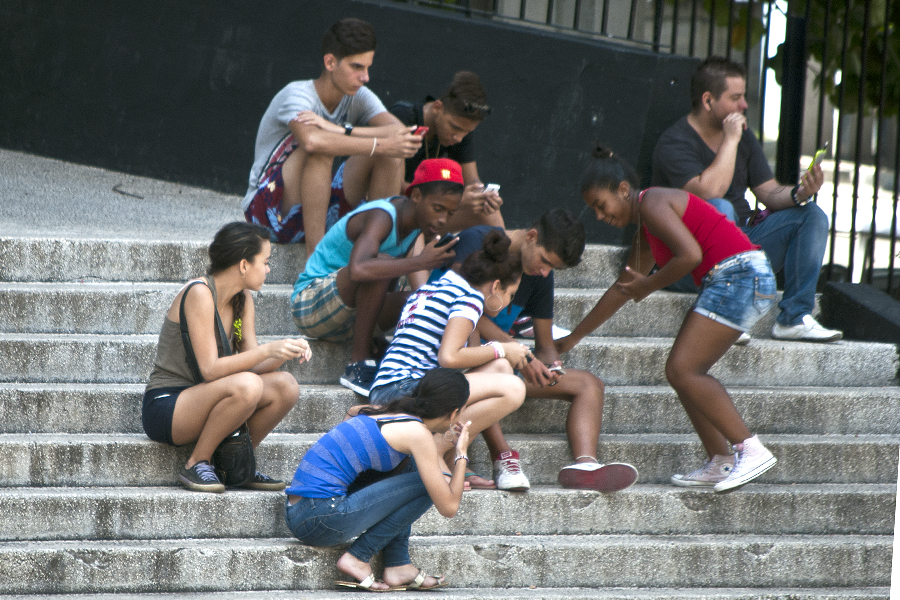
top-left (369, 376), bottom-right (420, 406)
top-left (692, 250), bottom-right (776, 332)
top-left (142, 386), bottom-right (189, 446)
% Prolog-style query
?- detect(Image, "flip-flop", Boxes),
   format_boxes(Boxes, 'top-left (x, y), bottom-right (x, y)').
top-left (442, 471), bottom-right (472, 491)
top-left (465, 471), bottom-right (497, 489)
top-left (335, 572), bottom-right (389, 592)
top-left (389, 569), bottom-right (447, 591)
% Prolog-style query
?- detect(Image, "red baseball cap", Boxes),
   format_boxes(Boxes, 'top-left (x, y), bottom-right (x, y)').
top-left (405, 158), bottom-right (464, 196)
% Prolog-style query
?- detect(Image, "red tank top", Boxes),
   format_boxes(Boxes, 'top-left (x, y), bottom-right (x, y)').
top-left (641, 189), bottom-right (758, 286)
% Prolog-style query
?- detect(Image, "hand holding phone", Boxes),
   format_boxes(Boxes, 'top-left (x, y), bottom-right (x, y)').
top-left (413, 126), bottom-right (429, 136)
top-left (484, 183), bottom-right (500, 194)
top-left (547, 364), bottom-right (566, 375)
top-left (807, 142), bottom-right (828, 172)
top-left (434, 233), bottom-right (457, 248)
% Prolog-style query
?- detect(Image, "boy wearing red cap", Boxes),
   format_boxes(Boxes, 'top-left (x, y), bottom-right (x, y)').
top-left (291, 159), bottom-right (464, 395)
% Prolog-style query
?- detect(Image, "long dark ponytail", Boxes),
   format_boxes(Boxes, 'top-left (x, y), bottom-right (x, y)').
top-left (207, 222), bottom-right (271, 351)
top-left (359, 368), bottom-right (470, 420)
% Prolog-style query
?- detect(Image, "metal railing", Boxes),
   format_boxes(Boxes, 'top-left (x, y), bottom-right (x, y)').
top-left (393, 0), bottom-right (900, 296)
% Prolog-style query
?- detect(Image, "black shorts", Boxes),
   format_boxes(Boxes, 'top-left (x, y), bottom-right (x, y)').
top-left (142, 386), bottom-right (189, 446)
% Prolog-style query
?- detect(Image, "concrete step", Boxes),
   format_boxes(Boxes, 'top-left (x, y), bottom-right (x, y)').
top-left (1, 433), bottom-right (896, 487)
top-left (0, 589), bottom-right (888, 600)
top-left (3, 383), bottom-right (898, 437)
top-left (0, 282), bottom-right (792, 340)
top-left (0, 235), bottom-right (626, 288)
top-left (0, 534), bottom-right (889, 593)
top-left (1, 333), bottom-right (895, 387)
top-left (0, 484), bottom-right (892, 542)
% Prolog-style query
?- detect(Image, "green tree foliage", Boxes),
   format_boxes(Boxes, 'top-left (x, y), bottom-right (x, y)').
top-left (771, 0), bottom-right (900, 115)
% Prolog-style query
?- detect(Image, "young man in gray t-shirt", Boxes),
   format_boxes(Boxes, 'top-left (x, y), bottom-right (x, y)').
top-left (244, 18), bottom-right (422, 255)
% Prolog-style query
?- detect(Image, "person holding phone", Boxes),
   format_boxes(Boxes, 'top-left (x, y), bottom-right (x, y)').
top-left (389, 71), bottom-right (504, 231)
top-left (428, 210), bottom-right (638, 493)
top-left (652, 56), bottom-right (841, 343)
top-left (557, 145), bottom-right (778, 492)
top-left (368, 230), bottom-right (530, 491)
top-left (243, 18), bottom-right (424, 256)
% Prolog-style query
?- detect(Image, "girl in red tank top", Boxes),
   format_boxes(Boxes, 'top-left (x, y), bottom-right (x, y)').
top-left (557, 145), bottom-right (778, 493)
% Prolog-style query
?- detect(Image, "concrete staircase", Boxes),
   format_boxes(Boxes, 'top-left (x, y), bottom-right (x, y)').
top-left (0, 150), bottom-right (897, 598)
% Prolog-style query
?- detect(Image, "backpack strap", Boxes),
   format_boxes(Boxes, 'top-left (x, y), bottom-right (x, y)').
top-left (179, 279), bottom-right (232, 384)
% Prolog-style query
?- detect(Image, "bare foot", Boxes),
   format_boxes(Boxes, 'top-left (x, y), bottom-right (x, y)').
top-left (382, 564), bottom-right (445, 589)
top-left (335, 552), bottom-right (389, 591)
top-left (465, 472), bottom-right (496, 489)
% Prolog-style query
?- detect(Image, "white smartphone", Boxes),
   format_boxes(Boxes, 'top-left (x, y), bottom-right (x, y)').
top-left (484, 183), bottom-right (500, 193)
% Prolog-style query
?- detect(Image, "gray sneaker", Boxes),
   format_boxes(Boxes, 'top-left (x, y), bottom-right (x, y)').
top-left (179, 460), bottom-right (225, 493)
top-left (671, 454), bottom-right (734, 487)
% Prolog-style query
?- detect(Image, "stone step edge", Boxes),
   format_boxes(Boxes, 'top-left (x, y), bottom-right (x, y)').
top-left (0, 588), bottom-right (885, 600)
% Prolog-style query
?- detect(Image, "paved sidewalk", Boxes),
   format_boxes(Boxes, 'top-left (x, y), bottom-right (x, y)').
top-left (1, 149), bottom-right (242, 241)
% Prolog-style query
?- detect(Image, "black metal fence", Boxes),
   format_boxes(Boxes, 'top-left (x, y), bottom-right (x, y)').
top-left (393, 0), bottom-right (900, 297)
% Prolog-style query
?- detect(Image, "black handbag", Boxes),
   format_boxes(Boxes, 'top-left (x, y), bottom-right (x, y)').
top-left (179, 280), bottom-right (256, 487)
top-left (212, 423), bottom-right (256, 487)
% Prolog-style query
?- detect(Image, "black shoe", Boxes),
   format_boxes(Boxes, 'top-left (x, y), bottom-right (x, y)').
top-left (179, 460), bottom-right (225, 493)
top-left (240, 471), bottom-right (286, 491)
top-left (339, 360), bottom-right (378, 396)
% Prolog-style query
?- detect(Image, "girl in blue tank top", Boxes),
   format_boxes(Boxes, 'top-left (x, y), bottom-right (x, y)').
top-left (284, 368), bottom-right (472, 591)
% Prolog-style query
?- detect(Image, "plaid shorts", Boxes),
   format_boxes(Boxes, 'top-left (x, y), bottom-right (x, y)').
top-left (244, 148), bottom-right (353, 244)
top-left (291, 271), bottom-right (356, 341)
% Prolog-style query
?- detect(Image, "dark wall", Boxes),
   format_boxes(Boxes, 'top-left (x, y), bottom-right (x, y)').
top-left (0, 0), bottom-right (697, 243)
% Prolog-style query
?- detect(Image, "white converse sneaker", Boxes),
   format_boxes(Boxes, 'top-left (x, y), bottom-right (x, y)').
top-left (713, 435), bottom-right (777, 493)
top-left (772, 314), bottom-right (842, 342)
top-left (671, 454), bottom-right (734, 487)
top-left (493, 450), bottom-right (530, 491)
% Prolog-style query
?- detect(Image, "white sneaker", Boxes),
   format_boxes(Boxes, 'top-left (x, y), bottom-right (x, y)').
top-left (734, 332), bottom-right (751, 346)
top-left (671, 454), bottom-right (734, 487)
top-left (772, 314), bottom-right (842, 342)
top-left (713, 435), bottom-right (777, 493)
top-left (493, 450), bottom-right (531, 491)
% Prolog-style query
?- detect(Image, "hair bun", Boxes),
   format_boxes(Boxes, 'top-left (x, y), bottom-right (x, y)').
top-left (481, 229), bottom-right (511, 262)
top-left (591, 142), bottom-right (614, 160)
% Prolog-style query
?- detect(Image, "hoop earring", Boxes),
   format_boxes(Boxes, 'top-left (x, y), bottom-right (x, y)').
top-left (485, 294), bottom-right (504, 313)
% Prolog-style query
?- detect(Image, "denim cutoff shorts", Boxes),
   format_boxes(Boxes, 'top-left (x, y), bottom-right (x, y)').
top-left (368, 376), bottom-right (421, 406)
top-left (692, 250), bottom-right (776, 332)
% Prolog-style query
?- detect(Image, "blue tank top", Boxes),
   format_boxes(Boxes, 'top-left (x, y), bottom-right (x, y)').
top-left (292, 198), bottom-right (420, 300)
top-left (285, 414), bottom-right (423, 498)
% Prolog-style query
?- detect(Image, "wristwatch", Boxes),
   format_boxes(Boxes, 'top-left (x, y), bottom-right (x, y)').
top-left (343, 123), bottom-right (353, 136)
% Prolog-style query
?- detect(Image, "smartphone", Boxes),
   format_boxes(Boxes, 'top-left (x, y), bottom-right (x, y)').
top-left (413, 126), bottom-right (429, 136)
top-left (807, 142), bottom-right (828, 171)
top-left (548, 365), bottom-right (566, 375)
top-left (434, 233), bottom-right (457, 248)
top-left (484, 183), bottom-right (500, 193)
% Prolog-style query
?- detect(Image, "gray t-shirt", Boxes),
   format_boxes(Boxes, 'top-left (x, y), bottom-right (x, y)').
top-left (243, 80), bottom-right (387, 210)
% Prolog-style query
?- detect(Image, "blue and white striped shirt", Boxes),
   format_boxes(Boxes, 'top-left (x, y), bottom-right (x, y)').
top-left (372, 270), bottom-right (483, 388)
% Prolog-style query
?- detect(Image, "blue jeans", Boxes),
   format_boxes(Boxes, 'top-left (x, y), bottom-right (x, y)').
top-left (284, 462), bottom-right (432, 567)
top-left (742, 202), bottom-right (829, 326)
top-left (693, 250), bottom-right (776, 331)
top-left (671, 199), bottom-right (829, 327)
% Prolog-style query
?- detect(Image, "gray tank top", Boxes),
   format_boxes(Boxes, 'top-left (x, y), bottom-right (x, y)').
top-left (146, 277), bottom-right (230, 390)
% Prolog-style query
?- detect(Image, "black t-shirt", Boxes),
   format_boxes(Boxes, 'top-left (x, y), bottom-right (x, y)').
top-left (389, 99), bottom-right (477, 183)
top-left (430, 226), bottom-right (555, 333)
top-left (651, 116), bottom-right (773, 225)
